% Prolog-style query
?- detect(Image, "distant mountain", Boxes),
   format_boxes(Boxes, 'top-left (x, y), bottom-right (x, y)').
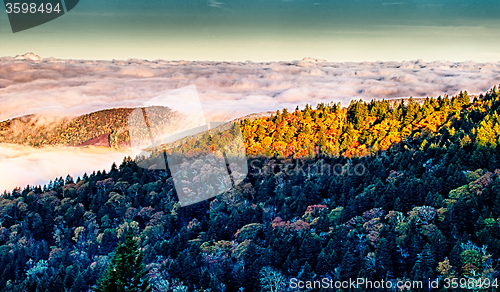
top-left (0, 106), bottom-right (178, 148)
top-left (14, 52), bottom-right (42, 61)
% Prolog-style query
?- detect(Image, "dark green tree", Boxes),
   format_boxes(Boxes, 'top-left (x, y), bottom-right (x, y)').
top-left (92, 233), bottom-right (152, 292)
top-left (347, 100), bottom-right (369, 130)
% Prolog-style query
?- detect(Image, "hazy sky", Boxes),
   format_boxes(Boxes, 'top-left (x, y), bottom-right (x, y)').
top-left (1, 0), bottom-right (500, 62)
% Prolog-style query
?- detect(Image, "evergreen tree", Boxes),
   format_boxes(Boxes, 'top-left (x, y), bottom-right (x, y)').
top-left (298, 262), bottom-right (315, 281)
top-left (256, 124), bottom-right (266, 142)
top-left (347, 100), bottom-right (369, 130)
top-left (275, 110), bottom-right (283, 124)
top-left (315, 248), bottom-right (333, 276)
top-left (71, 273), bottom-right (86, 291)
top-left (92, 233), bottom-right (152, 292)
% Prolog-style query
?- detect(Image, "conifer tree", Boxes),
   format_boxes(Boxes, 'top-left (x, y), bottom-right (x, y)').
top-left (315, 249), bottom-right (332, 276)
top-left (92, 233), bottom-right (152, 292)
top-left (299, 262), bottom-right (315, 281)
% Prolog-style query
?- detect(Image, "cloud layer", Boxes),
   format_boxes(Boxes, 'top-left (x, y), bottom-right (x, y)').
top-left (1, 57), bottom-right (500, 123)
top-left (0, 144), bottom-right (130, 192)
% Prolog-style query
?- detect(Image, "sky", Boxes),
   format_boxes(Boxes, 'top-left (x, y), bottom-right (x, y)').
top-left (1, 0), bottom-right (500, 62)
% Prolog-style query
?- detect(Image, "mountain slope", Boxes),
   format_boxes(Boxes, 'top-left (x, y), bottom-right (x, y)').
top-left (0, 106), bottom-right (178, 148)
top-left (0, 87), bottom-right (500, 291)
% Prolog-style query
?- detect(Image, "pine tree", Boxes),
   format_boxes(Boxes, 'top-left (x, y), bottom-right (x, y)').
top-left (298, 262), bottom-right (315, 281)
top-left (299, 233), bottom-right (322, 266)
top-left (347, 100), bottom-right (369, 130)
top-left (71, 273), bottom-right (86, 291)
top-left (92, 233), bottom-right (152, 292)
top-left (284, 126), bottom-right (296, 143)
top-left (315, 248), bottom-right (332, 276)
top-left (275, 110), bottom-right (283, 124)
top-left (256, 124), bottom-right (266, 142)
top-left (341, 251), bottom-right (356, 278)
top-left (376, 238), bottom-right (392, 272)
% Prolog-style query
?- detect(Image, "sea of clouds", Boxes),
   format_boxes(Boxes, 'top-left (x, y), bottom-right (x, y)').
top-left (0, 144), bottom-right (130, 192)
top-left (1, 55), bottom-right (499, 191)
top-left (2, 56), bottom-right (500, 122)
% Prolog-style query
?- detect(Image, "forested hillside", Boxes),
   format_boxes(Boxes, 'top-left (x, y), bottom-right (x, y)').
top-left (241, 90), bottom-right (477, 158)
top-left (1, 87), bottom-right (500, 291)
top-left (0, 106), bottom-right (178, 147)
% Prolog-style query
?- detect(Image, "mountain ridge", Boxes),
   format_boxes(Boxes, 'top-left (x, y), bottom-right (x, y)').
top-left (0, 92), bottom-right (477, 150)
